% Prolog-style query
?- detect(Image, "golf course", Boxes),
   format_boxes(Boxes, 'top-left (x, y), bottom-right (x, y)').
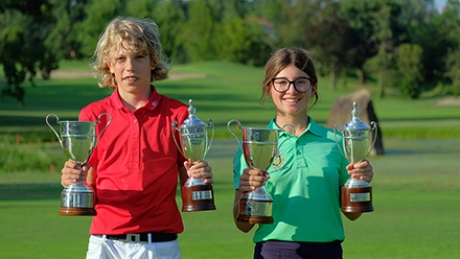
top-left (1, 60), bottom-right (459, 258)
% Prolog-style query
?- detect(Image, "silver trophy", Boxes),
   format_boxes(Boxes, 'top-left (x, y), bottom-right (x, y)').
top-left (46, 113), bottom-right (111, 216)
top-left (228, 119), bottom-right (294, 224)
top-left (172, 99), bottom-right (216, 212)
top-left (334, 101), bottom-right (377, 213)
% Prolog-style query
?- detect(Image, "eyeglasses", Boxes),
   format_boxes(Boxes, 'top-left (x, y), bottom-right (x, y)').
top-left (271, 77), bottom-right (314, 93)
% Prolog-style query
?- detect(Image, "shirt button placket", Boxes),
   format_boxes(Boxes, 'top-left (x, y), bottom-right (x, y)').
top-left (132, 118), bottom-right (140, 166)
top-left (296, 142), bottom-right (306, 167)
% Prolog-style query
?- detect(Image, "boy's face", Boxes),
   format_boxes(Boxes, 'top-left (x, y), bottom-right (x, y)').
top-left (108, 41), bottom-right (154, 96)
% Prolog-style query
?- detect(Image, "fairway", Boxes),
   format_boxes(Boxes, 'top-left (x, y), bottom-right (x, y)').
top-left (1, 61), bottom-right (460, 258)
top-left (1, 61), bottom-right (460, 139)
top-left (1, 138), bottom-right (459, 258)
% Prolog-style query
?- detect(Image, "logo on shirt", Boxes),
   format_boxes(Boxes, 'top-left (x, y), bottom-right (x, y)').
top-left (271, 153), bottom-right (285, 169)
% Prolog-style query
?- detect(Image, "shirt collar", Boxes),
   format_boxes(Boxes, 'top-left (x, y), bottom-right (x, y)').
top-left (110, 85), bottom-right (161, 111)
top-left (305, 117), bottom-right (323, 137)
top-left (267, 116), bottom-right (323, 137)
top-left (145, 85), bottom-right (161, 111)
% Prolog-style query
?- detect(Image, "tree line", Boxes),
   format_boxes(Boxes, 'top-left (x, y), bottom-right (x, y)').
top-left (1, 0), bottom-right (459, 104)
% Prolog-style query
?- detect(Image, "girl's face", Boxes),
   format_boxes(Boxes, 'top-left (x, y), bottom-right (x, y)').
top-left (268, 65), bottom-right (317, 118)
top-left (108, 41), bottom-right (153, 96)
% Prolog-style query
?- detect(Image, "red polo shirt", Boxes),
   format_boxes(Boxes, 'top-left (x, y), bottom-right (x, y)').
top-left (79, 86), bottom-right (188, 235)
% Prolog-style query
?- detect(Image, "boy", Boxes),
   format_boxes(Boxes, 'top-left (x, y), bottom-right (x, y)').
top-left (61, 17), bottom-right (213, 259)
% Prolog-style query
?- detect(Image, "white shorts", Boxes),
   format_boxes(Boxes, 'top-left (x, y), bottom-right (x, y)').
top-left (86, 234), bottom-right (181, 259)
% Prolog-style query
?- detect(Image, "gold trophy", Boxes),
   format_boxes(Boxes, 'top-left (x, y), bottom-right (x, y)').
top-left (172, 99), bottom-right (216, 212)
top-left (334, 102), bottom-right (377, 213)
top-left (46, 113), bottom-right (111, 216)
top-left (228, 120), bottom-right (294, 224)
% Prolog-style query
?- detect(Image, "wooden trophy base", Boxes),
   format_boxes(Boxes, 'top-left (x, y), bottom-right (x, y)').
top-left (236, 214), bottom-right (274, 224)
top-left (341, 186), bottom-right (374, 213)
top-left (181, 184), bottom-right (216, 212)
top-left (236, 214), bottom-right (250, 223)
top-left (237, 196), bottom-right (274, 224)
top-left (248, 215), bottom-right (274, 224)
top-left (59, 207), bottom-right (96, 216)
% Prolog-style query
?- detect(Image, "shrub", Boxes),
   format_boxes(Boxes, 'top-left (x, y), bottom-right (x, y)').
top-left (0, 136), bottom-right (65, 173)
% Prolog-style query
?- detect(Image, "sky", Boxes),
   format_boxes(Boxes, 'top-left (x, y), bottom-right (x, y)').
top-left (434, 0), bottom-right (447, 11)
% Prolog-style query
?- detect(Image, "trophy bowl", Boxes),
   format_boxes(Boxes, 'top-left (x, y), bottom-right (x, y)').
top-left (334, 102), bottom-right (377, 213)
top-left (228, 119), bottom-right (294, 224)
top-left (172, 99), bottom-right (216, 212)
top-left (46, 113), bottom-right (111, 216)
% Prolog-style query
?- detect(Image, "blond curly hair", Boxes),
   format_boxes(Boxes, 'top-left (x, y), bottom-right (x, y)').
top-left (90, 17), bottom-right (170, 89)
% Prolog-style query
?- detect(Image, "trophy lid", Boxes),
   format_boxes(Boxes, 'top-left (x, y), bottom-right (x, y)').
top-left (181, 99), bottom-right (207, 128)
top-left (342, 102), bottom-right (370, 131)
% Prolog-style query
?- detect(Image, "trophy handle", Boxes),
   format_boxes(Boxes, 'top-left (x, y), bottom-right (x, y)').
top-left (367, 121), bottom-right (378, 157)
top-left (227, 119), bottom-right (242, 147)
top-left (205, 119), bottom-right (214, 157)
top-left (45, 114), bottom-right (64, 149)
top-left (171, 121), bottom-right (187, 158)
top-left (278, 124), bottom-right (296, 151)
top-left (96, 113), bottom-right (112, 146)
top-left (333, 123), bottom-right (347, 159)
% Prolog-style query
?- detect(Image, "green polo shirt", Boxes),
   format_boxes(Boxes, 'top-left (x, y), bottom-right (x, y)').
top-left (233, 117), bottom-right (350, 243)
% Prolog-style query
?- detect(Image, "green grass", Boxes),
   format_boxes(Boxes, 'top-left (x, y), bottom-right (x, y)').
top-left (1, 61), bottom-right (460, 258)
top-left (342, 138), bottom-right (460, 258)
top-left (0, 141), bottom-right (255, 259)
top-left (0, 138), bottom-right (459, 258)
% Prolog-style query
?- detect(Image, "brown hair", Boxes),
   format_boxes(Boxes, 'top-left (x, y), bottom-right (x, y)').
top-left (261, 48), bottom-right (318, 106)
top-left (90, 17), bottom-right (170, 89)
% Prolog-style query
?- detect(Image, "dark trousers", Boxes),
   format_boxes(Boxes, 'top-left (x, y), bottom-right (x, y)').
top-left (254, 240), bottom-right (343, 259)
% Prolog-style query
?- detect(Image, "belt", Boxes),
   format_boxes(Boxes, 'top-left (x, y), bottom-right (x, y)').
top-left (93, 233), bottom-right (177, 242)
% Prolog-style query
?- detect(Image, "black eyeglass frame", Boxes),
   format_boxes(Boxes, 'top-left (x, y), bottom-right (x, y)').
top-left (271, 77), bottom-right (316, 93)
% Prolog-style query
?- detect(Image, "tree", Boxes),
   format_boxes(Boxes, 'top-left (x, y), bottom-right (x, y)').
top-left (75, 0), bottom-right (125, 59)
top-left (340, 0), bottom-right (380, 85)
top-left (398, 0), bottom-right (447, 90)
top-left (356, 0), bottom-right (407, 98)
top-left (45, 0), bottom-right (90, 62)
top-left (372, 4), bottom-right (394, 98)
top-left (154, 0), bottom-right (188, 64)
top-left (444, 50), bottom-right (460, 96)
top-left (0, 0), bottom-right (57, 104)
top-left (220, 16), bottom-right (271, 66)
top-left (126, 0), bottom-right (157, 19)
top-left (442, 0), bottom-right (460, 96)
top-left (267, 0), bottom-right (310, 48)
top-left (182, 0), bottom-right (221, 61)
top-left (396, 44), bottom-right (424, 98)
top-left (304, 0), bottom-right (354, 90)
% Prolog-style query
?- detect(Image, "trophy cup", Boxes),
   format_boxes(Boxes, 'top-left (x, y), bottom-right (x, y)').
top-left (172, 99), bottom-right (216, 212)
top-left (46, 113), bottom-right (111, 216)
top-left (227, 119), bottom-right (294, 224)
top-left (334, 102), bottom-right (377, 213)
